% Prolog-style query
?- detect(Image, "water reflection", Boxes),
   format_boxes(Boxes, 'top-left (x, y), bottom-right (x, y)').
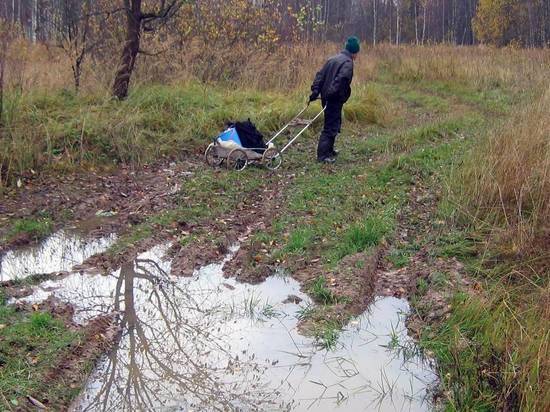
top-left (18, 245), bottom-right (436, 411)
top-left (0, 230), bottom-right (116, 282)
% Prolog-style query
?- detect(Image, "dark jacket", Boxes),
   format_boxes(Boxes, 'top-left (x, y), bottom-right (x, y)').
top-left (311, 50), bottom-right (354, 104)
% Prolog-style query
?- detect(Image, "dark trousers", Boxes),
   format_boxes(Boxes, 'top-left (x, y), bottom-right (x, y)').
top-left (317, 100), bottom-right (343, 160)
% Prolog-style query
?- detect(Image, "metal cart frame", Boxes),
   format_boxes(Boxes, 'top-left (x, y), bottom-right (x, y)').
top-left (205, 104), bottom-right (325, 171)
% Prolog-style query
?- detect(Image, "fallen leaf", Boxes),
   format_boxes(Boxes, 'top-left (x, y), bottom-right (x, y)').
top-left (27, 395), bottom-right (46, 409)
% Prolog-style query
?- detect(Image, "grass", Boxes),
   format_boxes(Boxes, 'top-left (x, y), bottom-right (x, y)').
top-left (386, 243), bottom-right (420, 268)
top-left (317, 321), bottom-right (340, 350)
top-left (4, 217), bottom-right (53, 242)
top-left (454, 87), bottom-right (550, 257)
top-left (419, 285), bottom-right (549, 411)
top-left (0, 306), bottom-right (80, 408)
top-left (389, 116), bottom-right (481, 152)
top-left (296, 304), bottom-right (314, 320)
top-left (334, 214), bottom-right (392, 260)
top-left (401, 85), bottom-right (549, 410)
top-left (434, 231), bottom-right (478, 259)
top-left (284, 228), bottom-right (315, 254)
top-left (0, 79), bottom-right (390, 186)
top-left (309, 276), bottom-right (336, 305)
top-left (421, 86), bottom-right (550, 411)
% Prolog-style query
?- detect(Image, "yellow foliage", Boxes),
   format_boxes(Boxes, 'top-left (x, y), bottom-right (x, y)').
top-left (473, 0), bottom-right (520, 46)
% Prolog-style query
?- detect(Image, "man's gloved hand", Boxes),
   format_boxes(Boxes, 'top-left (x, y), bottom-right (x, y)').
top-left (309, 93), bottom-right (319, 103)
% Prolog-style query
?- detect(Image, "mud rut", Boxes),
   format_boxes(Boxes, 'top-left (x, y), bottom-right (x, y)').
top-left (0, 156), bottom-right (451, 411)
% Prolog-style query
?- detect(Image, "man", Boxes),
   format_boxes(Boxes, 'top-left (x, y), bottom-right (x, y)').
top-left (309, 36), bottom-right (360, 164)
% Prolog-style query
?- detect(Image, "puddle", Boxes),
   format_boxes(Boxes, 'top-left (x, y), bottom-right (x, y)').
top-left (17, 246), bottom-right (437, 411)
top-left (0, 230), bottom-right (116, 282)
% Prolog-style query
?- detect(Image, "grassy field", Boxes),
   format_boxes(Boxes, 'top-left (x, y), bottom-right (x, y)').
top-left (0, 293), bottom-right (81, 409)
top-left (0, 44), bottom-right (548, 410)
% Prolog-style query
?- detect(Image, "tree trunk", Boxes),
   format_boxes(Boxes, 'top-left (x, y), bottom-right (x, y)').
top-left (389, 4), bottom-right (392, 44)
top-left (442, 0), bottom-right (445, 42)
top-left (396, 11), bottom-right (400, 45)
top-left (112, 0), bottom-right (142, 100)
top-left (526, 0), bottom-right (534, 47)
top-left (0, 48), bottom-right (5, 127)
top-left (31, 0), bottom-right (37, 43)
top-left (72, 58), bottom-right (82, 92)
top-left (373, 0), bottom-right (377, 46)
top-left (414, 1), bottom-right (419, 45)
top-left (422, 1), bottom-right (427, 44)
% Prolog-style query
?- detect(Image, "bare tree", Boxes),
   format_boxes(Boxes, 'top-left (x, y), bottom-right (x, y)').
top-left (373, 0), bottom-right (377, 46)
top-left (51, 0), bottom-right (97, 91)
top-left (0, 19), bottom-right (19, 126)
top-left (112, 0), bottom-right (183, 100)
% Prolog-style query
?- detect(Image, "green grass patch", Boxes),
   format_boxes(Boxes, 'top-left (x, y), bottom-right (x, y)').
top-left (309, 276), bottom-right (336, 305)
top-left (334, 214), bottom-right (392, 260)
top-left (390, 116), bottom-right (481, 153)
top-left (284, 228), bottom-right (315, 254)
top-left (6, 217), bottom-right (53, 242)
top-left (108, 224), bottom-right (153, 256)
top-left (400, 89), bottom-right (450, 112)
top-left (435, 231), bottom-right (478, 259)
top-left (316, 321), bottom-right (340, 350)
top-left (387, 246), bottom-right (414, 268)
top-left (0, 307), bottom-right (79, 408)
top-left (419, 286), bottom-right (548, 411)
top-left (344, 84), bottom-right (394, 126)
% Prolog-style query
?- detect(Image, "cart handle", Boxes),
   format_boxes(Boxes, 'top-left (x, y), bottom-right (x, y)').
top-left (279, 106), bottom-right (326, 154)
top-left (267, 103), bottom-right (311, 145)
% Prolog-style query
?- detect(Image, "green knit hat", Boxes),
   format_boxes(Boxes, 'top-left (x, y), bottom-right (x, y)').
top-left (345, 36), bottom-right (360, 54)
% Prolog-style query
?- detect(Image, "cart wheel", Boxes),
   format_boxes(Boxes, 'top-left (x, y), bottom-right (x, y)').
top-left (263, 148), bottom-right (283, 170)
top-left (227, 148), bottom-right (248, 171)
top-left (205, 143), bottom-right (224, 167)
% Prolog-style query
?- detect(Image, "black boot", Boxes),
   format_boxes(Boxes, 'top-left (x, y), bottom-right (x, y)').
top-left (318, 157), bottom-right (336, 164)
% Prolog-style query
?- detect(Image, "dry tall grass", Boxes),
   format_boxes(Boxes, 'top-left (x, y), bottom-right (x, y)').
top-left (375, 45), bottom-right (550, 91)
top-left (459, 86), bottom-right (549, 258)
top-left (4, 42), bottom-right (550, 97)
top-left (451, 84), bottom-right (549, 412)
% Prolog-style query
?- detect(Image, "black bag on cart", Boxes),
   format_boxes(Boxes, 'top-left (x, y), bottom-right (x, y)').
top-left (229, 119), bottom-right (267, 153)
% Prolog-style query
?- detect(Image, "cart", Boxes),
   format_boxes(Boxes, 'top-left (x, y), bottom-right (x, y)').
top-left (204, 104), bottom-right (325, 171)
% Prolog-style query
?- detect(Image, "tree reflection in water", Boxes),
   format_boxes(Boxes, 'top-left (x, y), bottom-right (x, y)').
top-left (75, 249), bottom-right (281, 411)
top-left (46, 245), bottom-right (436, 412)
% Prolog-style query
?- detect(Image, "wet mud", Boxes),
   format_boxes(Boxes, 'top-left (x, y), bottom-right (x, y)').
top-left (0, 160), bottom-right (199, 252)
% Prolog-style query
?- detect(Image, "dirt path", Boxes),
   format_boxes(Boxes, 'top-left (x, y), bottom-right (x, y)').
top-left (0, 159), bottom-right (200, 253)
